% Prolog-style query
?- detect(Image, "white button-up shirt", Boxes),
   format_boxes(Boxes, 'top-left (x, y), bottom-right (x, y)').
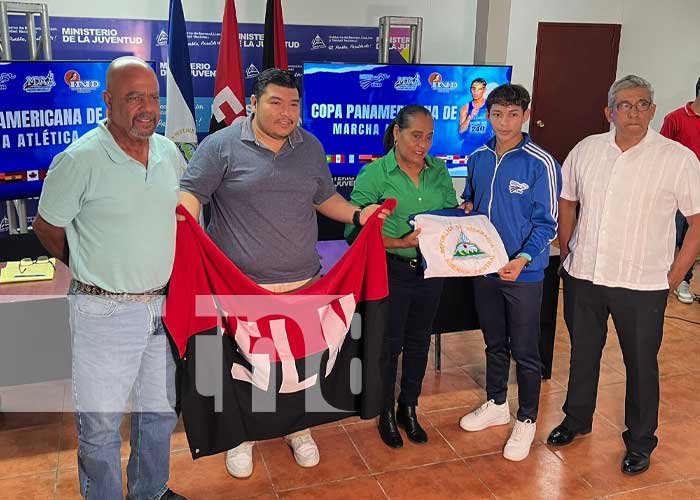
top-left (561, 128), bottom-right (700, 290)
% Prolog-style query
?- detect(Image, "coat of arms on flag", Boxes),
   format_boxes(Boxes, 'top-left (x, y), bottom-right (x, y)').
top-left (414, 212), bottom-right (509, 278)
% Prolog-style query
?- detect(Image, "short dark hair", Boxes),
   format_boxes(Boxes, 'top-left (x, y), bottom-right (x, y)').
top-left (696, 76), bottom-right (700, 98)
top-left (382, 104), bottom-right (432, 152)
top-left (486, 83), bottom-right (531, 112)
top-left (252, 68), bottom-right (298, 98)
top-left (471, 77), bottom-right (487, 88)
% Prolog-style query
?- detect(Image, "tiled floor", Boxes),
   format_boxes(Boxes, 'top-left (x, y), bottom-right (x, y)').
top-left (2, 289), bottom-right (700, 499)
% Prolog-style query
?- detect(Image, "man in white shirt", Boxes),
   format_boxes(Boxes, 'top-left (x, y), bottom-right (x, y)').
top-left (547, 75), bottom-right (700, 475)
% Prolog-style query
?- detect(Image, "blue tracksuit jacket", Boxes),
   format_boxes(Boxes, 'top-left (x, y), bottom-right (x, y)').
top-left (462, 133), bottom-right (562, 282)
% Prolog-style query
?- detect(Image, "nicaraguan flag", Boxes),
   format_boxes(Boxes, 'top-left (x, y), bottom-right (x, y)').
top-left (166, 0), bottom-right (198, 161)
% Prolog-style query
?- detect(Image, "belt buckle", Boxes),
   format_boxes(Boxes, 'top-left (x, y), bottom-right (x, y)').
top-left (409, 258), bottom-right (419, 269)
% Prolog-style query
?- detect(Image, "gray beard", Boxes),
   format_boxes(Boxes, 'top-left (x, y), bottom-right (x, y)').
top-left (129, 126), bottom-right (154, 139)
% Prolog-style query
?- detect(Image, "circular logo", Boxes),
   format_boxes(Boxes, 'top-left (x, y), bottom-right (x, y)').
top-left (428, 72), bottom-right (443, 85)
top-left (439, 225), bottom-right (496, 275)
top-left (64, 70), bottom-right (81, 84)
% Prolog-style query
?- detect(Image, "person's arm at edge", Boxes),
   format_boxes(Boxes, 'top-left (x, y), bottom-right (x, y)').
top-left (558, 198), bottom-right (578, 264)
top-left (315, 193), bottom-right (383, 226)
top-left (33, 215), bottom-right (69, 266)
top-left (669, 213), bottom-right (700, 291)
top-left (178, 190), bottom-right (201, 221)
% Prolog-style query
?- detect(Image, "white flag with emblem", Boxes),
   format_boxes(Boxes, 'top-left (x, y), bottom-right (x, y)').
top-left (414, 214), bottom-right (509, 278)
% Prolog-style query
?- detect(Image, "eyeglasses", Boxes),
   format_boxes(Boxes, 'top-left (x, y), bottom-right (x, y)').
top-left (614, 100), bottom-right (653, 113)
top-left (19, 256), bottom-right (55, 274)
top-left (471, 85), bottom-right (485, 91)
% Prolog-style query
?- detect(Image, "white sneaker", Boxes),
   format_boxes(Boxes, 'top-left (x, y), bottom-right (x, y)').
top-left (285, 432), bottom-right (320, 468)
top-left (503, 419), bottom-right (536, 461)
top-left (225, 441), bottom-right (254, 478)
top-left (675, 281), bottom-right (694, 304)
top-left (459, 399), bottom-right (511, 432)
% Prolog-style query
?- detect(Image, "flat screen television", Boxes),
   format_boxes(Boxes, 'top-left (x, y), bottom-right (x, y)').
top-left (302, 62), bottom-right (512, 178)
top-left (0, 60), bottom-right (131, 201)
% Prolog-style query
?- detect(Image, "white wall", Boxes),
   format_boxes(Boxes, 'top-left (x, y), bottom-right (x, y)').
top-left (42, 0), bottom-right (478, 65)
top-left (506, 0), bottom-right (700, 129)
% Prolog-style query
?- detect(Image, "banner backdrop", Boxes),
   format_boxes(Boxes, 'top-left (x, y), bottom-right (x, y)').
top-left (6, 16), bottom-right (407, 134)
top-left (1, 15), bottom-right (408, 232)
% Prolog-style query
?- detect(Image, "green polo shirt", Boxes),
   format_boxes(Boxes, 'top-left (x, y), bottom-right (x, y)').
top-left (38, 120), bottom-right (183, 293)
top-left (345, 150), bottom-right (458, 258)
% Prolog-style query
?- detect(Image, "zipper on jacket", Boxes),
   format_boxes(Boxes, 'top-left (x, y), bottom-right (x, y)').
top-left (487, 147), bottom-right (518, 219)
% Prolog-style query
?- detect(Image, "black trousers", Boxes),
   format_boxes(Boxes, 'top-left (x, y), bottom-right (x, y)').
top-left (561, 271), bottom-right (667, 454)
top-left (383, 258), bottom-right (444, 409)
top-left (473, 276), bottom-right (543, 422)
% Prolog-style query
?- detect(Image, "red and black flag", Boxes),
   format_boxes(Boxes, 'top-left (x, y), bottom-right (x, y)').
top-left (164, 201), bottom-right (395, 459)
top-left (209, 0), bottom-right (246, 133)
top-left (262, 0), bottom-right (288, 70)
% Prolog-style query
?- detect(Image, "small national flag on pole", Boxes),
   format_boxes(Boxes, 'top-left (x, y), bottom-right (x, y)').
top-left (262, 0), bottom-right (288, 70)
top-left (165, 0), bottom-right (198, 161)
top-left (209, 0), bottom-right (247, 134)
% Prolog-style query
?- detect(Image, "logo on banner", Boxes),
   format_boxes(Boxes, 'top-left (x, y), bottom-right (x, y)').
top-left (64, 70), bottom-right (101, 93)
top-left (359, 73), bottom-right (389, 89)
top-left (311, 34), bottom-right (326, 50)
top-left (0, 72), bottom-right (15, 90)
top-left (428, 72), bottom-right (458, 93)
top-left (394, 73), bottom-right (421, 91)
top-left (23, 71), bottom-right (56, 93)
top-left (508, 180), bottom-right (530, 195)
top-left (245, 64), bottom-right (260, 79)
top-left (27, 170), bottom-right (39, 181)
top-left (156, 29), bottom-right (168, 46)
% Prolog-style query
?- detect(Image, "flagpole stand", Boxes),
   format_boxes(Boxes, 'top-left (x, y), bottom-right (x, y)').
top-left (378, 16), bottom-right (447, 370)
top-left (378, 16), bottom-right (423, 64)
top-left (0, 1), bottom-right (53, 234)
top-left (5, 200), bottom-right (28, 234)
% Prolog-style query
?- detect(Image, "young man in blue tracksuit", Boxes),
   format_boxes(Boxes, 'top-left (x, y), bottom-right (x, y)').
top-left (458, 83), bottom-right (562, 461)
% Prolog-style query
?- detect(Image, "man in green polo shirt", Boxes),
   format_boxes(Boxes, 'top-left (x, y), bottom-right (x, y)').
top-left (346, 104), bottom-right (457, 449)
top-left (33, 56), bottom-right (186, 500)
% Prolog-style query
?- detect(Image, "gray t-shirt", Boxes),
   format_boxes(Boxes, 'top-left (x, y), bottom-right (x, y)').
top-left (180, 115), bottom-right (336, 284)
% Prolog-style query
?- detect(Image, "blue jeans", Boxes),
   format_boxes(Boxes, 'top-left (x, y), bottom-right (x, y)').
top-left (675, 210), bottom-right (693, 283)
top-left (68, 287), bottom-right (177, 500)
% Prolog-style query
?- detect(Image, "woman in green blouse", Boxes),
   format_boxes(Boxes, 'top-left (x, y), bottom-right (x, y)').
top-left (345, 105), bottom-right (458, 449)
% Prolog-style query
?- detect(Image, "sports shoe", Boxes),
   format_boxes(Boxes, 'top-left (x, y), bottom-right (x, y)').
top-left (285, 432), bottom-right (320, 468)
top-left (459, 399), bottom-right (511, 432)
top-left (225, 441), bottom-right (254, 478)
top-left (675, 280), bottom-right (694, 304)
top-left (503, 419), bottom-right (536, 461)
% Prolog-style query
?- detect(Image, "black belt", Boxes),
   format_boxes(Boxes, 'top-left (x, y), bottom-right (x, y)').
top-left (386, 252), bottom-right (422, 269)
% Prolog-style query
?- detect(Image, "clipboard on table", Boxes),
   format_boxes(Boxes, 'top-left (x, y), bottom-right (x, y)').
top-left (0, 258), bottom-right (56, 283)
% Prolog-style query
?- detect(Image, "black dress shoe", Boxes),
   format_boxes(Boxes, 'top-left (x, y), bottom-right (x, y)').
top-left (622, 451), bottom-right (650, 475)
top-left (161, 489), bottom-right (188, 500)
top-left (378, 409), bottom-right (404, 448)
top-left (546, 423), bottom-right (590, 446)
top-left (396, 404), bottom-right (428, 444)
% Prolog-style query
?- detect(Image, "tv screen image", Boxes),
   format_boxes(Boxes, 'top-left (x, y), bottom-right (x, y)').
top-left (0, 60), bottom-right (116, 201)
top-left (302, 62), bottom-right (512, 178)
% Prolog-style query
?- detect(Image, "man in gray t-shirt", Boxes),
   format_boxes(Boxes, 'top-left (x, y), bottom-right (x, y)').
top-left (178, 68), bottom-right (381, 479)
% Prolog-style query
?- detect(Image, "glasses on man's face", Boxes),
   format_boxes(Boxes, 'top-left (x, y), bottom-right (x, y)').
top-left (471, 85), bottom-right (485, 91)
top-left (614, 100), bottom-right (653, 113)
top-left (19, 256), bottom-right (55, 274)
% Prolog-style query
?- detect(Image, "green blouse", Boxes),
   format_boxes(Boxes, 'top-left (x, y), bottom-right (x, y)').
top-left (345, 148), bottom-right (458, 258)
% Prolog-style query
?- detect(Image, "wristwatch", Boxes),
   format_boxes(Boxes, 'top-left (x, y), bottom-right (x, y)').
top-left (352, 208), bottom-right (362, 226)
top-left (516, 252), bottom-right (532, 266)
